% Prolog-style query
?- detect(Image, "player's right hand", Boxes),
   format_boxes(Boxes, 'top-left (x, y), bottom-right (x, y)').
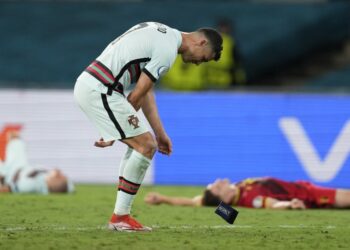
top-left (94, 138), bottom-right (115, 148)
top-left (156, 133), bottom-right (172, 156)
top-left (290, 198), bottom-right (306, 209)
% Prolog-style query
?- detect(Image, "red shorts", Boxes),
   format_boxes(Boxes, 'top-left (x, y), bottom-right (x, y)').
top-left (296, 181), bottom-right (336, 208)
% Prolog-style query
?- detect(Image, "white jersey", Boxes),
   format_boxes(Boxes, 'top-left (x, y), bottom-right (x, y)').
top-left (77, 22), bottom-right (182, 95)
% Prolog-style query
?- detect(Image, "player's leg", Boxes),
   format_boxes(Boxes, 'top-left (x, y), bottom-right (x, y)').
top-left (74, 81), bottom-right (154, 231)
top-left (109, 132), bottom-right (156, 231)
top-left (112, 146), bottom-right (133, 213)
top-left (4, 137), bottom-right (29, 171)
top-left (334, 189), bottom-right (350, 208)
top-left (118, 146), bottom-right (133, 177)
top-left (113, 136), bottom-right (155, 215)
top-left (100, 94), bottom-right (155, 231)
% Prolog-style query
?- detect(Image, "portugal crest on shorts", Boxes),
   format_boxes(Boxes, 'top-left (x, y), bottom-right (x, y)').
top-left (128, 115), bottom-right (140, 129)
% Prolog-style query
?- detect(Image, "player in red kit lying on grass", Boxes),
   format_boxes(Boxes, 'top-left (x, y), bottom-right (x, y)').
top-left (145, 177), bottom-right (350, 209)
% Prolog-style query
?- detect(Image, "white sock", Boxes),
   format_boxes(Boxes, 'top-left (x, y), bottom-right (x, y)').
top-left (118, 147), bottom-right (133, 177)
top-left (114, 150), bottom-right (151, 216)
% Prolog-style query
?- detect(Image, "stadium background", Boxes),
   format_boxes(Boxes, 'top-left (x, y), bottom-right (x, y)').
top-left (1, 0), bottom-right (350, 189)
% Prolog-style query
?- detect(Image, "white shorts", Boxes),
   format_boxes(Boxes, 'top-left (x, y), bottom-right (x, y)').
top-left (74, 80), bottom-right (149, 141)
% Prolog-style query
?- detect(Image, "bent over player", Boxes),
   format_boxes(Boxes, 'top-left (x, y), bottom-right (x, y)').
top-left (145, 177), bottom-right (350, 209)
top-left (74, 22), bottom-right (223, 232)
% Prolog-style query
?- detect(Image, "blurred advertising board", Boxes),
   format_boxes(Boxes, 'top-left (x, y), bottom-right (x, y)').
top-left (0, 90), bottom-right (154, 184)
top-left (155, 92), bottom-right (350, 188)
top-left (1, 90), bottom-right (349, 187)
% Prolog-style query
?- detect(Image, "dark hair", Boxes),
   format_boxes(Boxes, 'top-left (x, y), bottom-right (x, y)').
top-left (48, 179), bottom-right (68, 193)
top-left (197, 28), bottom-right (223, 61)
top-left (202, 189), bottom-right (221, 206)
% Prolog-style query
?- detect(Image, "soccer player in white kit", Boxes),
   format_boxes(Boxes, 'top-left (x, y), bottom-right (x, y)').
top-left (74, 22), bottom-right (223, 232)
top-left (0, 132), bottom-right (74, 194)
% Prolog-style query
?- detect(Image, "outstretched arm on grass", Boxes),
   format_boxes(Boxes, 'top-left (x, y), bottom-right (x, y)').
top-left (145, 192), bottom-right (202, 207)
top-left (264, 197), bottom-right (306, 210)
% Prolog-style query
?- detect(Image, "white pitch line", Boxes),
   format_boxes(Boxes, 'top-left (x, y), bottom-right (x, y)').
top-left (0, 226), bottom-right (107, 232)
top-left (152, 225), bottom-right (339, 229)
top-left (0, 224), bottom-right (341, 232)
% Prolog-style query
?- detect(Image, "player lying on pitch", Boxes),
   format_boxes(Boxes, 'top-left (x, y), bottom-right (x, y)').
top-left (145, 177), bottom-right (350, 209)
top-left (0, 132), bottom-right (74, 194)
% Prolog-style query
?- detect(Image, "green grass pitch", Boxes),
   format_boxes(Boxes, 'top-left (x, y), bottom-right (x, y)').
top-left (1, 185), bottom-right (349, 250)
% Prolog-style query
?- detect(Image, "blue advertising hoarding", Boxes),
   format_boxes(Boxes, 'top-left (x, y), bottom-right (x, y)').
top-left (154, 92), bottom-right (350, 188)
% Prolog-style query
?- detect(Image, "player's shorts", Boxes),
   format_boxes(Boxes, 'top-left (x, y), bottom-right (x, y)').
top-left (296, 181), bottom-right (336, 208)
top-left (74, 79), bottom-right (149, 141)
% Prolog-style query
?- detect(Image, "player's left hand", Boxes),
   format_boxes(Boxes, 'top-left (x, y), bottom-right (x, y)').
top-left (94, 138), bottom-right (115, 148)
top-left (156, 133), bottom-right (172, 155)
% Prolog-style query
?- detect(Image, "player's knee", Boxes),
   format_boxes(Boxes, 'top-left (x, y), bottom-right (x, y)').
top-left (142, 138), bottom-right (157, 157)
top-left (136, 135), bottom-right (157, 158)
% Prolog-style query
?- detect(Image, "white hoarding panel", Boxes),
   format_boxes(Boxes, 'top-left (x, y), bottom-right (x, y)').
top-left (0, 90), bottom-right (154, 184)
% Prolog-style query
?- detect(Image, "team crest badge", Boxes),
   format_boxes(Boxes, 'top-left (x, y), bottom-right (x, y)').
top-left (128, 115), bottom-right (140, 129)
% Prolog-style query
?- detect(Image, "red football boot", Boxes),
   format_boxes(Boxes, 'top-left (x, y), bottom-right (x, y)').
top-left (108, 214), bottom-right (152, 232)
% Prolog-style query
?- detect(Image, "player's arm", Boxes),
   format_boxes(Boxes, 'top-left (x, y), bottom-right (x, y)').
top-left (141, 89), bottom-right (172, 155)
top-left (127, 72), bottom-right (154, 111)
top-left (141, 90), bottom-right (165, 136)
top-left (264, 197), bottom-right (306, 210)
top-left (334, 189), bottom-right (350, 208)
top-left (145, 192), bottom-right (202, 207)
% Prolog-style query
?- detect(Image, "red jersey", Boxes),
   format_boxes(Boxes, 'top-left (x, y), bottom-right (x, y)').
top-left (234, 177), bottom-right (336, 208)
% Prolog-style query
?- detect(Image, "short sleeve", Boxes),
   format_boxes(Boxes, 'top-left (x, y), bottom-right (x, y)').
top-left (252, 196), bottom-right (264, 208)
top-left (15, 174), bottom-right (49, 194)
top-left (143, 45), bottom-right (176, 82)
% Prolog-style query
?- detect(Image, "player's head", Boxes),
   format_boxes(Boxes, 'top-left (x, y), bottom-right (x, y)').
top-left (46, 169), bottom-right (71, 193)
top-left (180, 28), bottom-right (223, 65)
top-left (202, 179), bottom-right (236, 206)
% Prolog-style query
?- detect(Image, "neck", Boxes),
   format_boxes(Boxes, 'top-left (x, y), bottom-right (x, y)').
top-left (178, 32), bottom-right (191, 54)
top-left (230, 185), bottom-right (240, 205)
